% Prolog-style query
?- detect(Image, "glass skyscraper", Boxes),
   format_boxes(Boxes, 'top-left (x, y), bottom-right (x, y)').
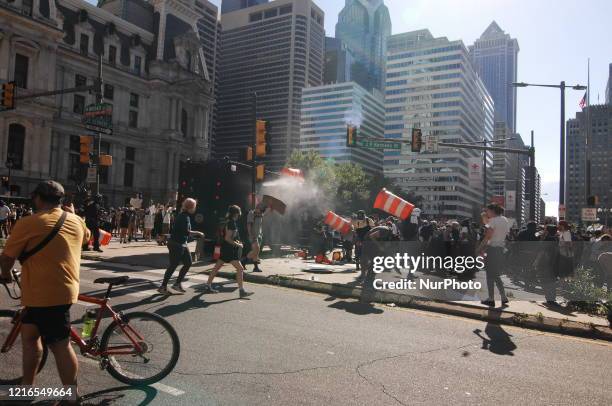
top-left (335, 0), bottom-right (391, 94)
top-left (384, 30), bottom-right (494, 219)
top-left (469, 22), bottom-right (519, 133)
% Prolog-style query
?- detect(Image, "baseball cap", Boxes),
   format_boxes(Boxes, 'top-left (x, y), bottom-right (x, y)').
top-left (32, 180), bottom-right (65, 203)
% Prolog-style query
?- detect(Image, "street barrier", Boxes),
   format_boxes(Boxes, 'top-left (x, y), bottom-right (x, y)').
top-left (373, 188), bottom-right (414, 220)
top-left (324, 211), bottom-right (351, 235)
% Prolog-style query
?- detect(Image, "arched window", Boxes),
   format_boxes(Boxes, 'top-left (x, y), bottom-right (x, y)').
top-left (181, 109), bottom-right (188, 137)
top-left (7, 124), bottom-right (26, 170)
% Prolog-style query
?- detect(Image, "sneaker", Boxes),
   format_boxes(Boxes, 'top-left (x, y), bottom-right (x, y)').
top-left (94, 248), bottom-right (103, 253)
top-left (205, 284), bottom-right (219, 293)
top-left (171, 283), bottom-right (186, 293)
top-left (501, 299), bottom-right (509, 307)
top-left (480, 299), bottom-right (495, 307)
top-left (239, 289), bottom-right (254, 298)
top-left (252, 267), bottom-right (263, 273)
top-left (157, 286), bottom-right (170, 295)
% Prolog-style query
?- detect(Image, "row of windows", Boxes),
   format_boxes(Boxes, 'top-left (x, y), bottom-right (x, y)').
top-left (387, 54), bottom-right (462, 70)
top-left (386, 81), bottom-right (461, 96)
top-left (387, 45), bottom-right (462, 61)
top-left (302, 91), bottom-right (352, 102)
top-left (387, 63), bottom-right (462, 79)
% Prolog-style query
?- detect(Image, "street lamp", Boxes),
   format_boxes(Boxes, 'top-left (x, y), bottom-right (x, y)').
top-left (511, 81), bottom-right (587, 220)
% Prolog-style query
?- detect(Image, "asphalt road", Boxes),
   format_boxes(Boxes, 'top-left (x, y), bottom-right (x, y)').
top-left (1, 260), bottom-right (611, 405)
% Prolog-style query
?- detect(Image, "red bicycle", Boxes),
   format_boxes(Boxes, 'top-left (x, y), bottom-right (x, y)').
top-left (1, 269), bottom-right (180, 386)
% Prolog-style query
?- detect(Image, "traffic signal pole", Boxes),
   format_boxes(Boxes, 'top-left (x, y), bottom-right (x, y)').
top-left (95, 54), bottom-right (103, 196)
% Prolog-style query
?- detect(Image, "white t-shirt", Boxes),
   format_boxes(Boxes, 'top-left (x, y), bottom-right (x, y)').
top-left (0, 206), bottom-right (11, 221)
top-left (486, 215), bottom-right (510, 247)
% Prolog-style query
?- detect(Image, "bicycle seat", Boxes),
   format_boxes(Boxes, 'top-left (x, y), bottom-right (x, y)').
top-left (93, 276), bottom-right (130, 285)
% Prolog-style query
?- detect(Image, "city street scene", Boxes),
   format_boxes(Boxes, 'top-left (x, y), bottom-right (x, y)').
top-left (0, 0), bottom-right (611, 405)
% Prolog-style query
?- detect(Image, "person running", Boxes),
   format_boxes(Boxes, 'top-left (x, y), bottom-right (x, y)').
top-left (477, 203), bottom-right (510, 307)
top-left (0, 180), bottom-right (90, 402)
top-left (243, 203), bottom-right (269, 272)
top-left (157, 198), bottom-right (203, 294)
top-left (206, 205), bottom-right (253, 298)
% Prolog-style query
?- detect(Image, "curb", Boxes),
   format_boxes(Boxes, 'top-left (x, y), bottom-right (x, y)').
top-left (82, 254), bottom-right (612, 342)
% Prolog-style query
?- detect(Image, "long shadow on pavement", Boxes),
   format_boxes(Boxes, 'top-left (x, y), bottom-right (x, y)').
top-left (327, 300), bottom-right (384, 315)
top-left (473, 322), bottom-right (517, 356)
top-left (79, 385), bottom-right (158, 405)
top-left (153, 284), bottom-right (243, 318)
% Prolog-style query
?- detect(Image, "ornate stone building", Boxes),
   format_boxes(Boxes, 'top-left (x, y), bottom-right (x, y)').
top-left (0, 0), bottom-right (213, 206)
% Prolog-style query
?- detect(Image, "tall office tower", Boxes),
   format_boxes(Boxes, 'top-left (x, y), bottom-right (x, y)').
top-left (335, 0), bottom-right (391, 94)
top-left (195, 1), bottom-right (221, 146)
top-left (606, 63), bottom-right (612, 105)
top-left (300, 82), bottom-right (385, 176)
top-left (221, 0), bottom-right (269, 14)
top-left (491, 122), bottom-right (528, 226)
top-left (524, 166), bottom-right (542, 224)
top-left (566, 105), bottom-right (612, 223)
top-left (216, 0), bottom-right (325, 170)
top-left (384, 30), bottom-right (494, 219)
top-left (323, 36), bottom-right (353, 84)
top-left (469, 22), bottom-right (519, 133)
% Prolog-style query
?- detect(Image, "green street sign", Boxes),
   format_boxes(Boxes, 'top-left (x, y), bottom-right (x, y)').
top-left (351, 138), bottom-right (401, 150)
top-left (83, 103), bottom-right (113, 134)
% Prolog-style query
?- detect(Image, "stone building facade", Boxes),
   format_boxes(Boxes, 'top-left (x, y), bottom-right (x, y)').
top-left (0, 0), bottom-right (213, 206)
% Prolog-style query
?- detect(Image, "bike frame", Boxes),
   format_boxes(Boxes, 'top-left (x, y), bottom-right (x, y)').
top-left (2, 289), bottom-right (145, 358)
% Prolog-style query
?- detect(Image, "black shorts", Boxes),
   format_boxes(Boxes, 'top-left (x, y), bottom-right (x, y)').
top-left (21, 304), bottom-right (72, 344)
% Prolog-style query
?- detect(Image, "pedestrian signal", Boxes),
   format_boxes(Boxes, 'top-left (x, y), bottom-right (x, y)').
top-left (1, 82), bottom-right (15, 110)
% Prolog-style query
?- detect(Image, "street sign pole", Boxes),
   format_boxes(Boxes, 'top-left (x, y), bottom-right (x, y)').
top-left (95, 55), bottom-right (103, 196)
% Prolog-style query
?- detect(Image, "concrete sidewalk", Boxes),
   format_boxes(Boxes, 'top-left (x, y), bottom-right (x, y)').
top-left (83, 240), bottom-right (612, 340)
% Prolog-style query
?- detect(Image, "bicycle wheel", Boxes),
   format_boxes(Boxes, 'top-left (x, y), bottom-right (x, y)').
top-left (0, 310), bottom-right (48, 384)
top-left (100, 311), bottom-right (180, 386)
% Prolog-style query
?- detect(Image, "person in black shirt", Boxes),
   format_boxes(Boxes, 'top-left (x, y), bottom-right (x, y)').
top-left (206, 205), bottom-right (253, 298)
top-left (83, 196), bottom-right (102, 252)
top-left (157, 198), bottom-right (203, 294)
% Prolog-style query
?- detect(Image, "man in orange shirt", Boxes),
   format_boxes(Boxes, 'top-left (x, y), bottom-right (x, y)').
top-left (0, 181), bottom-right (90, 395)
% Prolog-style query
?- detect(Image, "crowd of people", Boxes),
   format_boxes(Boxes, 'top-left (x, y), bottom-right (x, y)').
top-left (306, 203), bottom-right (611, 306)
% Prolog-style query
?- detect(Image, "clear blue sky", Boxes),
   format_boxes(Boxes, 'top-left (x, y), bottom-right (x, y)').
top-left (94, 0), bottom-right (611, 215)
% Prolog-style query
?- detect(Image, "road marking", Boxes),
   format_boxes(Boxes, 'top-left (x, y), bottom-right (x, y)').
top-left (151, 382), bottom-right (185, 396)
top-left (80, 354), bottom-right (185, 396)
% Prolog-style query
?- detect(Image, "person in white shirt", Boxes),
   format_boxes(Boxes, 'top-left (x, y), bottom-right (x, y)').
top-left (0, 200), bottom-right (11, 238)
top-left (477, 203), bottom-right (510, 307)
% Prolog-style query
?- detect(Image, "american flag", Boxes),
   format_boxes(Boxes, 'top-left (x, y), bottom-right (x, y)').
top-left (579, 92), bottom-right (587, 109)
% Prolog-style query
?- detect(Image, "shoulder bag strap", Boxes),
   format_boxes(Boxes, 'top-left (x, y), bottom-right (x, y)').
top-left (18, 211), bottom-right (68, 263)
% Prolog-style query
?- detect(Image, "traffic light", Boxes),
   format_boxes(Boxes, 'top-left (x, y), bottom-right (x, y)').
top-left (411, 128), bottom-right (422, 152)
top-left (256, 164), bottom-right (265, 182)
top-left (256, 120), bottom-right (267, 157)
top-left (346, 125), bottom-right (357, 147)
top-left (587, 195), bottom-right (599, 206)
top-left (79, 135), bottom-right (93, 164)
top-left (1, 82), bottom-right (15, 110)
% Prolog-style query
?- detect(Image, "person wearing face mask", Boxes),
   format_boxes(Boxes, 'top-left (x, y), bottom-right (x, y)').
top-left (157, 198), bottom-right (204, 295)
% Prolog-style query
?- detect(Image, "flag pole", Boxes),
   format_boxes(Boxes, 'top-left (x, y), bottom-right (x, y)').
top-left (585, 58), bottom-right (592, 207)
